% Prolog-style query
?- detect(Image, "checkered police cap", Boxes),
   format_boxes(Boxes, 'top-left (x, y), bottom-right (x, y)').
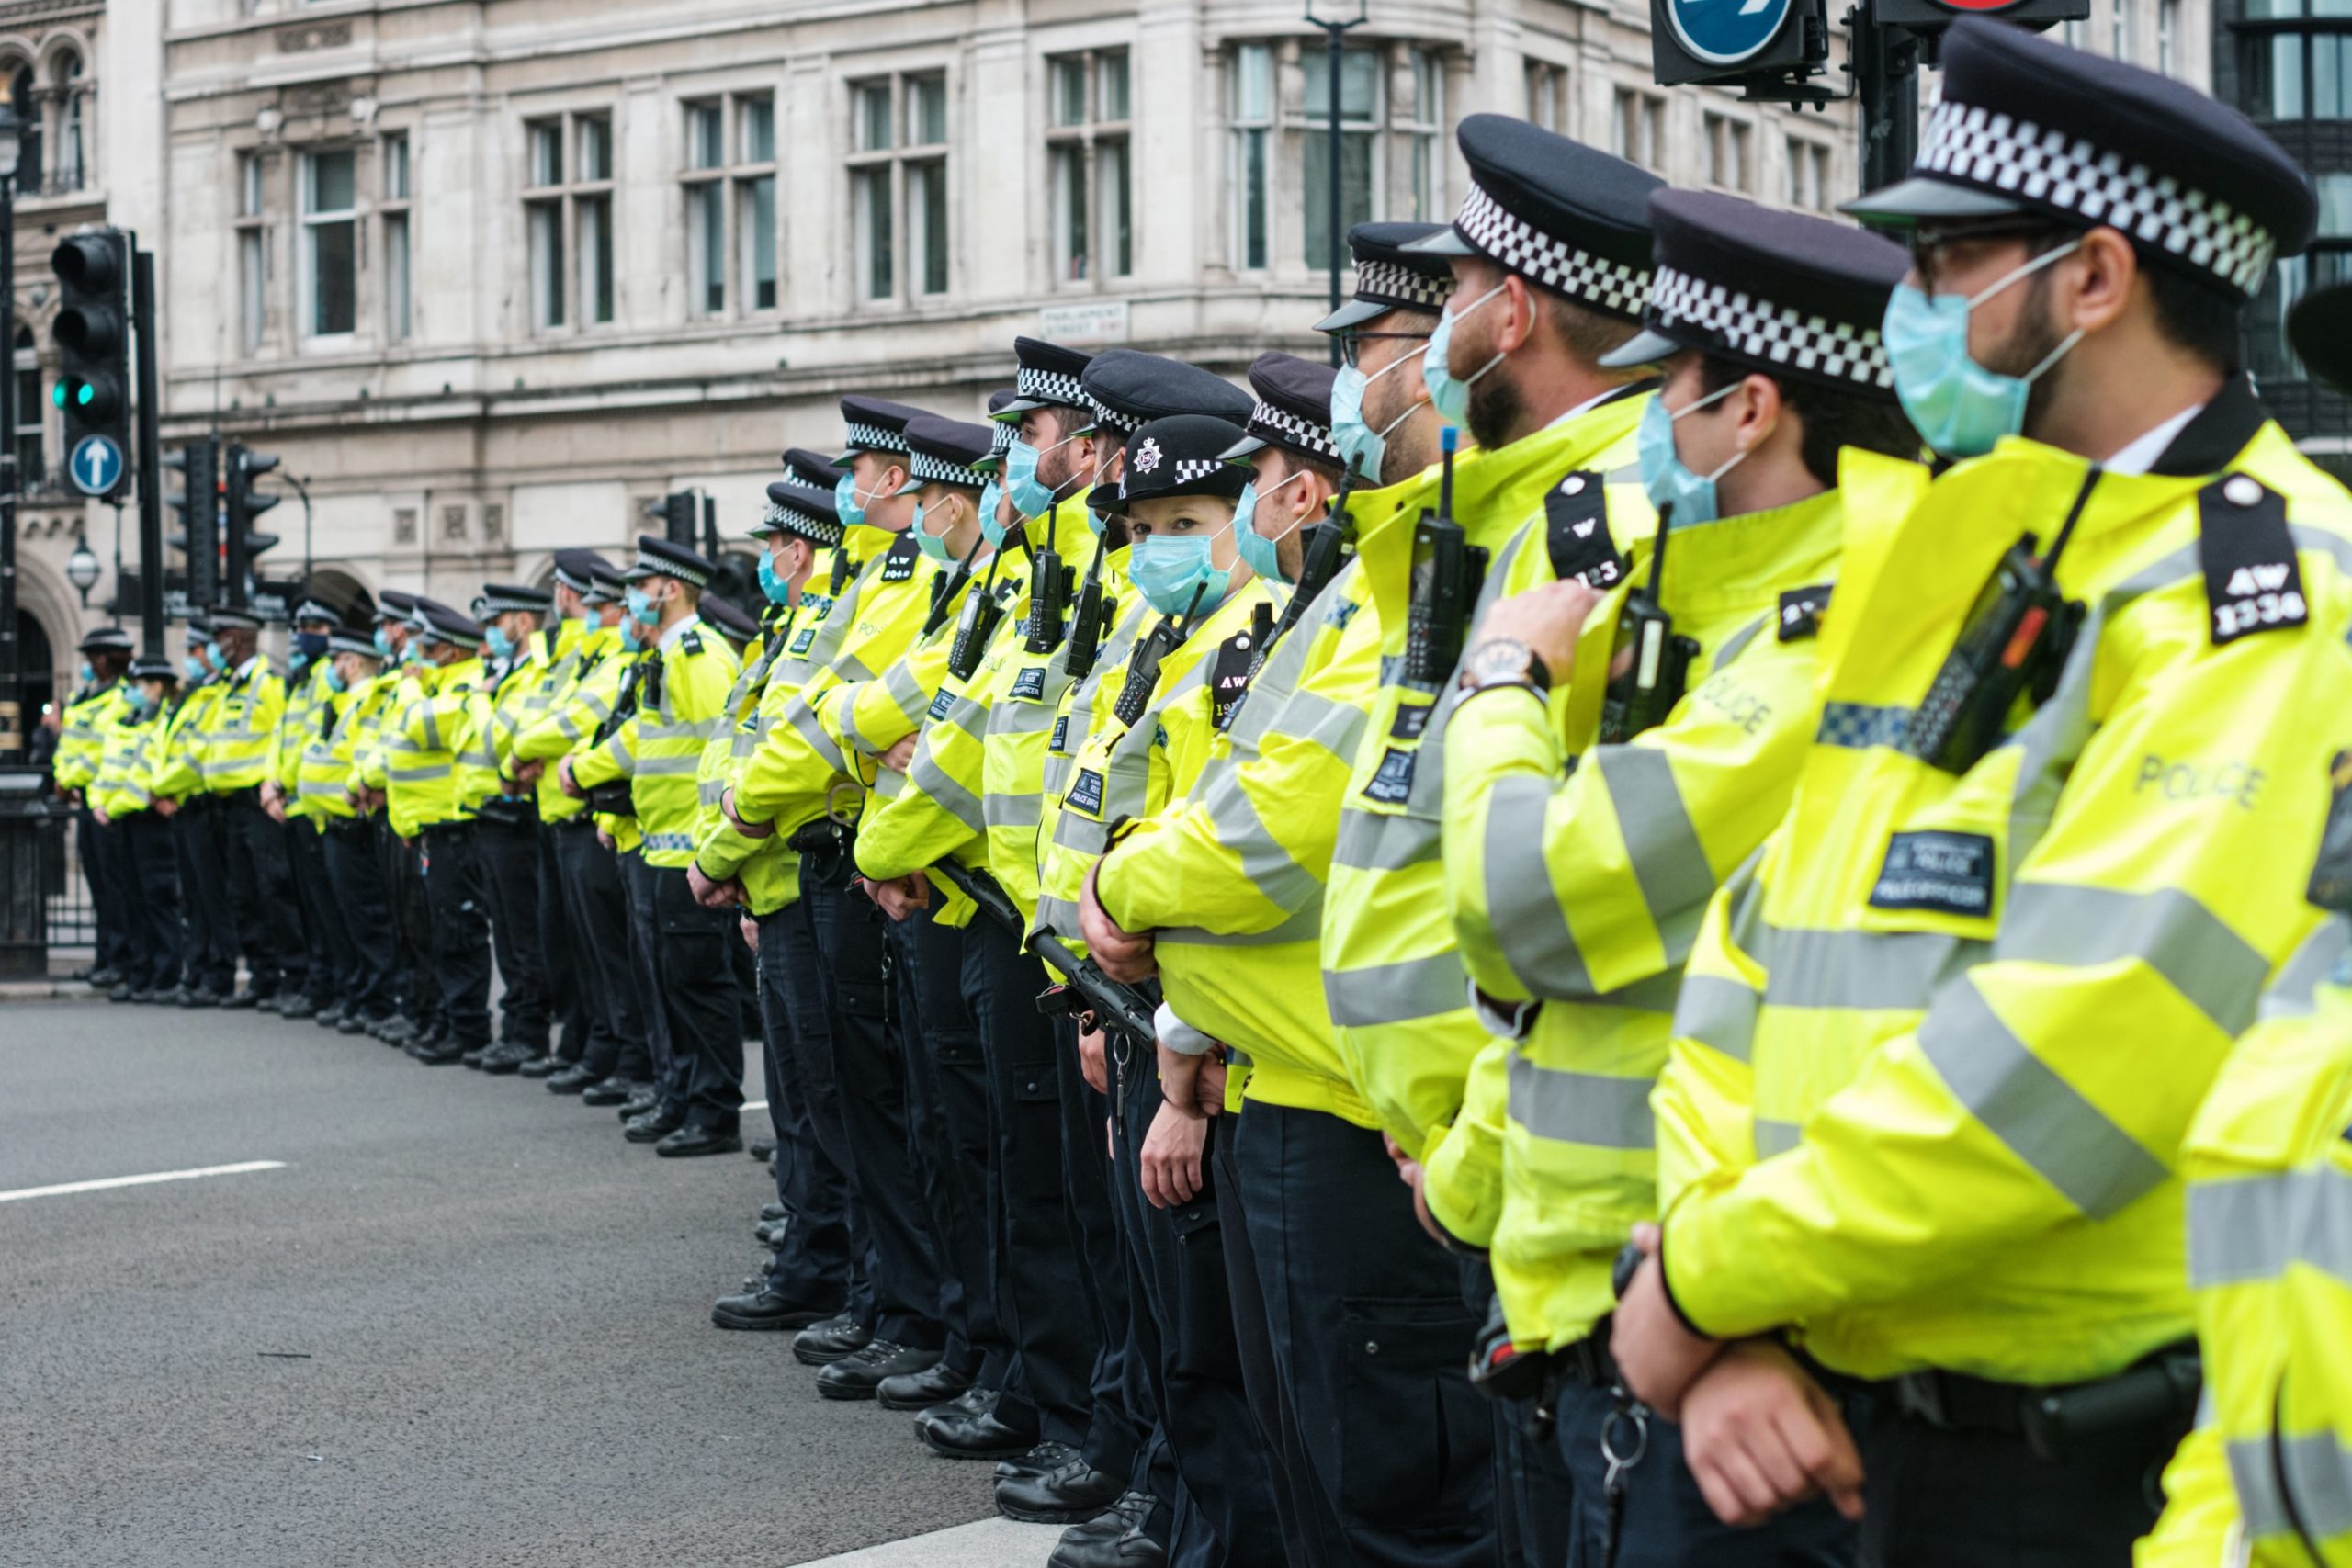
top-left (999, 337), bottom-right (1097, 417)
top-left (1356, 257), bottom-right (1452, 314)
top-left (1222, 353), bottom-right (1343, 467)
top-left (1121, 416), bottom-right (1252, 505)
top-left (625, 534), bottom-right (714, 589)
top-left (1454, 179), bottom-right (1651, 321)
top-left (473, 582), bottom-right (553, 618)
top-left (552, 548), bottom-right (616, 596)
top-left (758, 481), bottom-right (847, 547)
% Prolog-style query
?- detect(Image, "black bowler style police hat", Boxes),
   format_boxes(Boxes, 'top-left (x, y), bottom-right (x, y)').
top-left (754, 480), bottom-right (847, 548)
top-left (1317, 221), bottom-right (1455, 333)
top-left (209, 607), bottom-right (266, 631)
top-left (894, 415), bottom-right (998, 495)
top-left (997, 337), bottom-right (1096, 418)
top-left (834, 396), bottom-right (926, 465)
top-left (1122, 416), bottom-right (1253, 506)
top-left (552, 548), bottom-right (616, 598)
top-left (79, 626), bottom-right (134, 655)
top-left (700, 594), bottom-right (761, 646)
top-left (1220, 354), bottom-right (1343, 468)
top-left (1079, 351), bottom-right (1255, 444)
top-left (2290, 283), bottom-right (2352, 394)
top-left (129, 655), bottom-right (178, 682)
top-left (1844, 18), bottom-right (2313, 299)
top-left (780, 447), bottom-right (848, 493)
top-left (474, 581), bottom-right (552, 619)
top-left (623, 534), bottom-right (715, 588)
top-left (373, 589), bottom-right (422, 625)
top-left (1601, 190), bottom-right (1909, 400)
top-left (1408, 114), bottom-right (1662, 323)
top-left (327, 626), bottom-right (379, 659)
top-left (409, 598), bottom-right (484, 649)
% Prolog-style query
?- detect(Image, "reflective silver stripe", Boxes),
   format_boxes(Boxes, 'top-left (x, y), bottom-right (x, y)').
top-left (418, 705), bottom-right (445, 751)
top-left (910, 751), bottom-right (985, 833)
top-left (1917, 976), bottom-right (2168, 1219)
top-left (1210, 783), bottom-right (1320, 914)
top-left (1754, 1118), bottom-right (1802, 1157)
top-left (1676, 974), bottom-right (1761, 1063)
top-left (698, 779), bottom-right (728, 807)
top-left (1598, 745), bottom-right (1716, 967)
top-left (985, 791), bottom-right (1043, 829)
top-left (941, 692), bottom-right (993, 734)
top-left (1506, 1054), bottom-right (1655, 1149)
top-left (553, 714), bottom-right (585, 743)
top-left (1159, 904), bottom-right (1323, 948)
top-left (1998, 881), bottom-right (2270, 1036)
top-left (2228, 1430), bottom-right (2352, 1545)
top-left (1483, 772), bottom-right (1595, 998)
top-left (992, 700), bottom-right (1062, 737)
top-left (601, 731), bottom-right (633, 772)
top-left (882, 661), bottom-right (929, 725)
top-left (1763, 928), bottom-right (1984, 1011)
top-left (1034, 893), bottom-right (1082, 943)
top-left (388, 763), bottom-right (452, 783)
top-left (635, 754), bottom-right (701, 777)
top-left (786, 699), bottom-right (847, 773)
top-left (1334, 807), bottom-right (1441, 873)
top-left (1283, 689), bottom-right (1368, 762)
top-left (1708, 615), bottom-right (1770, 674)
top-left (1325, 950), bottom-right (1469, 1029)
top-left (2188, 1164), bottom-right (2352, 1287)
top-left (2264, 920), bottom-right (2352, 1022)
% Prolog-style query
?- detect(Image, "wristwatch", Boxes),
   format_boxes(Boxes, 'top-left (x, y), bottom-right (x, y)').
top-left (1458, 637), bottom-right (1550, 695)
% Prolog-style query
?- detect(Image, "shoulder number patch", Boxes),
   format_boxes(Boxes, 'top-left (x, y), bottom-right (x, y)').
top-left (1544, 473), bottom-right (1625, 592)
top-left (1778, 585), bottom-right (1832, 642)
top-left (880, 535), bottom-right (921, 584)
top-left (2200, 475), bottom-right (2307, 646)
top-left (1867, 830), bottom-right (1996, 918)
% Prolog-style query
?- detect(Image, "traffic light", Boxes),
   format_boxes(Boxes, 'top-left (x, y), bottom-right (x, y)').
top-left (651, 491), bottom-right (697, 548)
top-left (165, 437), bottom-right (220, 609)
top-left (1649, 0), bottom-right (1831, 92)
top-left (51, 229), bottom-right (132, 496)
top-left (223, 441), bottom-right (281, 609)
top-left (1869, 0), bottom-right (2086, 30)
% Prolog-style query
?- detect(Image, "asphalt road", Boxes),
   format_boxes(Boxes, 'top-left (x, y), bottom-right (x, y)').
top-left (0, 998), bottom-right (1045, 1568)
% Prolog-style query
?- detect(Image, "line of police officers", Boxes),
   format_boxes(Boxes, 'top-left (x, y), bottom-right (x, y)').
top-left (51, 19), bottom-right (2352, 1567)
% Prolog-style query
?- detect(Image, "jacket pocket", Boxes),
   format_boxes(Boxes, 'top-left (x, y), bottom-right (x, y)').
top-left (1337, 1295), bottom-right (1486, 1529)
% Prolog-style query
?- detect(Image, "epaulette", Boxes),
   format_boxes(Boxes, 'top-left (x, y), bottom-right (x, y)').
top-left (1777, 585), bottom-right (1831, 642)
top-left (880, 532), bottom-right (922, 584)
top-left (680, 628), bottom-right (705, 657)
top-left (1544, 471), bottom-right (1627, 592)
top-left (2199, 472), bottom-right (2307, 646)
top-left (1207, 625), bottom-right (1261, 732)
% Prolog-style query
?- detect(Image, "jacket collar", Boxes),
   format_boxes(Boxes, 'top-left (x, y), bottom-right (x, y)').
top-left (2147, 373), bottom-right (2269, 478)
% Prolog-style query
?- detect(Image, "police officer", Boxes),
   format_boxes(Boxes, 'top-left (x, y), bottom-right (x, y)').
top-left (1614, 24), bottom-right (2352, 1564)
top-left (55, 626), bottom-right (136, 989)
top-left (265, 594), bottom-right (346, 1021)
top-left (298, 625), bottom-right (401, 1033)
top-left (360, 590), bottom-right (435, 1045)
top-left (1320, 222), bottom-right (1456, 490)
top-left (470, 581), bottom-right (559, 1073)
top-left (89, 653), bottom-right (185, 1002)
top-left (201, 607), bottom-right (309, 1010)
top-left (156, 618), bottom-right (235, 1007)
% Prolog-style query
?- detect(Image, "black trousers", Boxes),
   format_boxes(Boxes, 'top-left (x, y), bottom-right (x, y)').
top-left (476, 816), bottom-right (552, 1051)
top-left (537, 821), bottom-right (586, 1062)
top-left (1850, 1395), bottom-right (2187, 1568)
top-left (385, 818), bottom-right (436, 1031)
top-left (286, 820), bottom-right (357, 1008)
top-left (176, 798), bottom-right (242, 997)
top-left (79, 805), bottom-right (131, 974)
top-left (618, 848), bottom-right (674, 1101)
top-left (888, 906), bottom-right (1004, 1385)
top-left (963, 915), bottom-right (1101, 1447)
top-left (1109, 1043), bottom-right (1287, 1568)
top-left (418, 823), bottom-right (492, 1048)
top-left (1230, 1102), bottom-right (1496, 1568)
top-left (755, 901), bottom-right (856, 1313)
top-left (650, 863), bottom-right (743, 1133)
top-left (218, 792), bottom-right (305, 996)
top-left (118, 810), bottom-right (184, 992)
top-left (801, 841), bottom-right (944, 1351)
top-left (321, 817), bottom-right (397, 1020)
top-left (548, 820), bottom-right (631, 1076)
top-left (1060, 1013), bottom-right (1147, 1489)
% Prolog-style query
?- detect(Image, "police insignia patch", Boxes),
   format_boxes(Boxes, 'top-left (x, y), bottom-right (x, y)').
top-left (1011, 667), bottom-right (1048, 702)
top-left (1362, 746), bottom-right (1417, 805)
top-left (1066, 769), bottom-right (1107, 817)
top-left (1867, 830), bottom-right (1996, 918)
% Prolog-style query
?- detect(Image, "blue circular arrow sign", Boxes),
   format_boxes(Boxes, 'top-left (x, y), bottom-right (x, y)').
top-left (69, 434), bottom-right (125, 498)
top-left (1667, 0), bottom-right (1793, 67)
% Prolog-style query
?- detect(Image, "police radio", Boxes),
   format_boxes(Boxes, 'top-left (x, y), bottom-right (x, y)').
top-left (827, 545), bottom-right (853, 596)
top-left (582, 660), bottom-right (645, 816)
top-left (1027, 505), bottom-right (1072, 653)
top-left (1112, 615), bottom-right (1188, 730)
top-left (1600, 507), bottom-right (1700, 744)
top-left (1406, 428), bottom-right (1485, 687)
top-left (1903, 473), bottom-right (2094, 775)
top-left (1065, 549), bottom-right (1114, 681)
top-left (948, 557), bottom-right (1010, 683)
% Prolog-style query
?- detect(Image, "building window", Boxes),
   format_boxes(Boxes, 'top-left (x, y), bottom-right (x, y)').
top-left (1229, 44), bottom-right (1274, 271)
top-left (1613, 87), bottom-right (1664, 169)
top-left (2250, 173), bottom-right (2352, 381)
top-left (15, 325), bottom-right (41, 488)
top-left (524, 113), bottom-right (616, 332)
top-left (2158, 0), bottom-right (2182, 72)
top-left (53, 51), bottom-right (83, 193)
top-left (1046, 50), bottom-right (1132, 286)
top-left (682, 94), bottom-right (777, 318)
top-left (1787, 137), bottom-right (1832, 211)
top-left (847, 73), bottom-right (950, 303)
top-left (381, 131), bottom-right (412, 343)
top-left (2239, 21), bottom-right (2352, 119)
top-left (1526, 61), bottom-right (1570, 133)
top-left (11, 66), bottom-right (40, 196)
top-left (1702, 112), bottom-right (1752, 191)
top-left (236, 152), bottom-right (267, 356)
top-left (301, 148), bottom-right (357, 339)
top-left (2111, 0), bottom-right (2133, 60)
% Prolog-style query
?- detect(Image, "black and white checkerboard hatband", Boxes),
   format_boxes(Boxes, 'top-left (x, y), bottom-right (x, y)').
top-left (1648, 265), bottom-right (1893, 389)
top-left (1455, 180), bottom-right (1650, 319)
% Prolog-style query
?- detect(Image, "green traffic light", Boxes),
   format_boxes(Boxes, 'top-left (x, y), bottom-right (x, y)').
top-left (76, 383), bottom-right (93, 407)
top-left (51, 384), bottom-right (63, 410)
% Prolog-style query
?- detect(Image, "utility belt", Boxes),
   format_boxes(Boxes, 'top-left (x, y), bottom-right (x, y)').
top-left (787, 818), bottom-right (854, 855)
top-left (548, 813), bottom-right (600, 833)
top-left (1471, 1314), bottom-right (1621, 1413)
top-left (1815, 1341), bottom-right (2201, 1463)
top-left (582, 782), bottom-right (635, 817)
top-left (474, 795), bottom-right (539, 829)
top-left (212, 784), bottom-right (263, 807)
top-left (418, 818), bottom-right (477, 841)
top-left (325, 814), bottom-right (377, 840)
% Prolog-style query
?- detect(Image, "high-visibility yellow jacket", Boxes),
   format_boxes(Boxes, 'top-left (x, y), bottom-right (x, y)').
top-left (486, 622), bottom-right (572, 818)
top-left (366, 659), bottom-right (491, 835)
top-left (766, 526), bottom-right (893, 697)
top-left (1650, 391), bottom-right (2352, 1385)
top-left (573, 615), bottom-right (740, 870)
top-left (697, 531), bottom-right (936, 880)
top-left (1094, 553), bottom-right (1380, 1121)
top-left (1321, 391), bottom-right (1657, 1162)
top-left (687, 605), bottom-right (801, 911)
top-left (275, 660), bottom-right (334, 817)
top-left (855, 503), bottom-right (1102, 904)
top-left (198, 658), bottom-right (288, 795)
top-left (91, 699), bottom-right (166, 819)
top-left (151, 680), bottom-right (220, 803)
top-left (503, 621), bottom-right (597, 824)
top-left (54, 681), bottom-right (128, 794)
top-left (2140, 919), bottom-right (2352, 1568)
top-left (1023, 549), bottom-right (1150, 934)
top-left (293, 679), bottom-right (365, 825)
top-left (1034, 581), bottom-right (1280, 945)
top-left (816, 553), bottom-right (990, 808)
top-left (1430, 484), bottom-right (1854, 1353)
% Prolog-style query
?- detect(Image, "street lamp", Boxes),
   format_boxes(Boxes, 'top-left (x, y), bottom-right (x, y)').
top-left (65, 536), bottom-right (99, 607)
top-left (1305, 0), bottom-right (1369, 368)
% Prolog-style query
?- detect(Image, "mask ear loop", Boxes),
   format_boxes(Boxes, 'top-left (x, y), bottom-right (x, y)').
top-left (1962, 241), bottom-right (2088, 385)
top-left (1670, 380), bottom-right (1758, 487)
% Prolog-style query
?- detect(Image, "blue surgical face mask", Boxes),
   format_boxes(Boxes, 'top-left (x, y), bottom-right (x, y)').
top-left (978, 479), bottom-right (1009, 547)
top-left (1423, 282), bottom-right (1510, 427)
top-left (182, 654), bottom-right (207, 682)
top-left (835, 471), bottom-right (891, 530)
top-left (1883, 241), bottom-right (2085, 459)
top-left (77, 660), bottom-right (95, 686)
top-left (374, 625), bottom-right (394, 658)
top-left (322, 664), bottom-right (347, 694)
top-left (403, 637), bottom-right (424, 666)
top-left (757, 550), bottom-right (794, 606)
top-left (1234, 470), bottom-right (1314, 585)
top-left (484, 625), bottom-right (516, 660)
top-left (1130, 524), bottom-right (1236, 617)
top-left (292, 631), bottom-right (329, 664)
top-left (911, 499), bottom-right (956, 564)
top-left (1635, 382), bottom-right (1747, 529)
top-left (620, 616), bottom-right (644, 651)
top-left (626, 586), bottom-right (660, 626)
top-left (1005, 430), bottom-right (1083, 519)
top-left (1331, 347), bottom-right (1430, 484)
top-left (205, 644), bottom-right (229, 674)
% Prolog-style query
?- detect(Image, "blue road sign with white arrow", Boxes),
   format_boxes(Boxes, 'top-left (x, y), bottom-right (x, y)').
top-left (1668, 0), bottom-right (1792, 65)
top-left (69, 434), bottom-right (125, 498)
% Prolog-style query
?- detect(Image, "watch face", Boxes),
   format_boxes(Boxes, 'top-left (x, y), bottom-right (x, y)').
top-left (1470, 639), bottom-right (1530, 685)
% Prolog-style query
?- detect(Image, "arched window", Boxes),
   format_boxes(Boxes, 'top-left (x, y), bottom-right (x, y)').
top-left (10, 66), bottom-right (41, 195)
top-left (53, 51), bottom-right (82, 193)
top-left (13, 325), bottom-right (40, 488)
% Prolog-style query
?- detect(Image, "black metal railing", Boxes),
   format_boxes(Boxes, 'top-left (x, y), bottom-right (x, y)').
top-left (0, 782), bottom-right (93, 977)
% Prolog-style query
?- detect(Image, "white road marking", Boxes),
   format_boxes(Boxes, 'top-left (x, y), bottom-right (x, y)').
top-left (795, 1517), bottom-right (1060, 1567)
top-left (0, 1160), bottom-right (288, 1204)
